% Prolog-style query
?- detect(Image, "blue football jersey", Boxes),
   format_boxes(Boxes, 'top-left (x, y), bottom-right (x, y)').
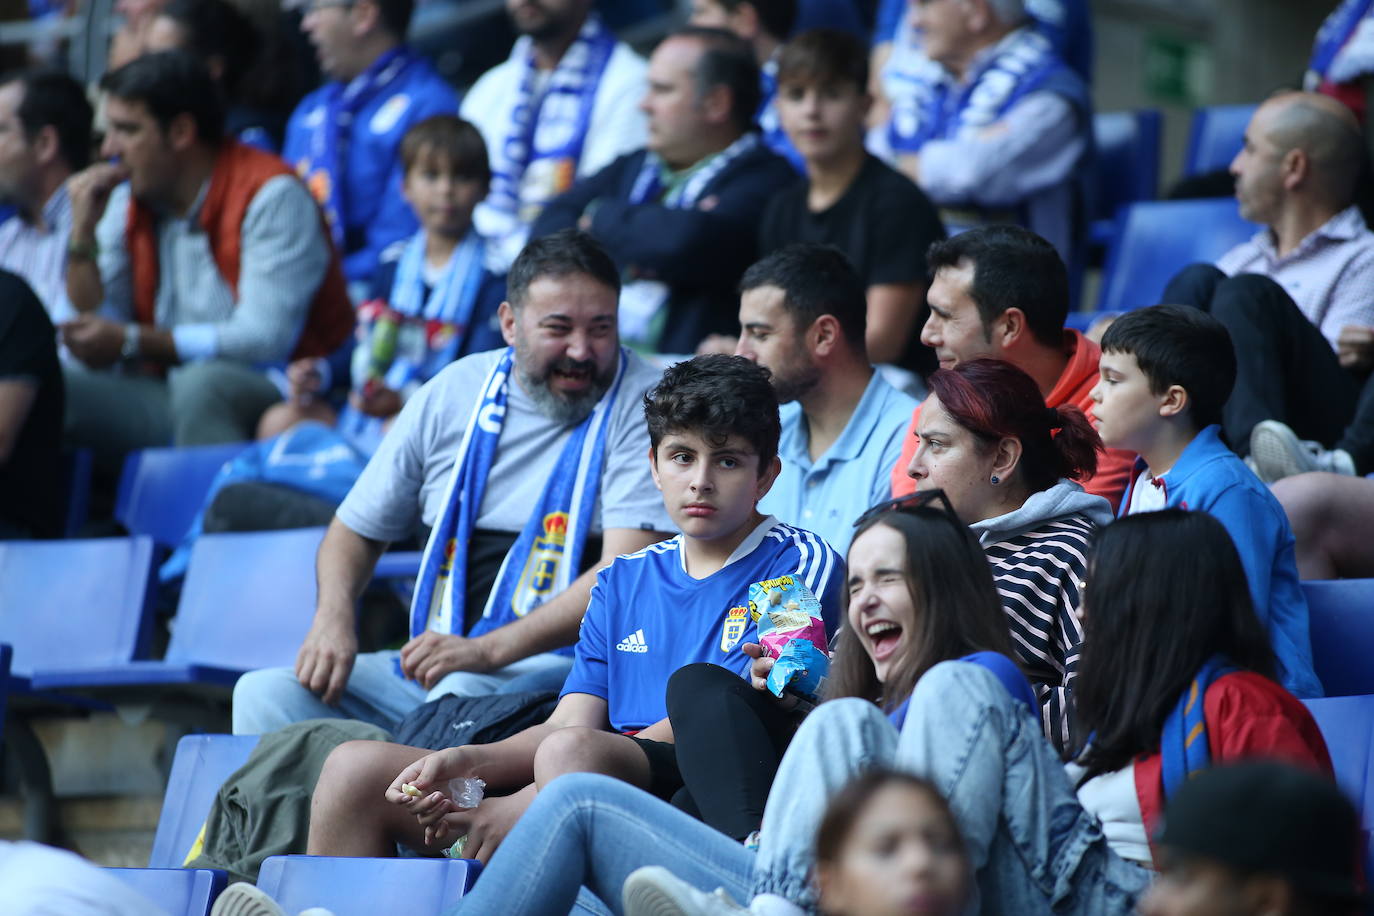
top-left (562, 518), bottom-right (845, 732)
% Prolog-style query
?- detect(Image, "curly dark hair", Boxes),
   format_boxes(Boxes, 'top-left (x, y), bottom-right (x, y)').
top-left (643, 354), bottom-right (780, 473)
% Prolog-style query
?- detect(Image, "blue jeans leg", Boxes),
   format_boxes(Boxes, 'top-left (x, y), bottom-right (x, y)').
top-left (231, 651), bottom-right (426, 734)
top-left (427, 652), bottom-right (573, 700)
top-left (448, 773), bottom-right (755, 916)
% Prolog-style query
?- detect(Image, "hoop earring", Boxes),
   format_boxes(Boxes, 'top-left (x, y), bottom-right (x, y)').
top-left (990, 475), bottom-right (1000, 485)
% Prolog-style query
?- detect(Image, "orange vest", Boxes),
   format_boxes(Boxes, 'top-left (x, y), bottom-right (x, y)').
top-left (126, 141), bottom-right (354, 361)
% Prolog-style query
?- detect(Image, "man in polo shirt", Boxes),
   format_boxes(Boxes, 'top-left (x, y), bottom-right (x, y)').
top-left (736, 243), bottom-right (915, 551)
top-left (890, 225), bottom-right (1135, 509)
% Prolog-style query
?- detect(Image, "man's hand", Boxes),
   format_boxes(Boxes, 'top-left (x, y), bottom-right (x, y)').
top-left (1337, 325), bottom-right (1374, 373)
top-left (294, 615), bottom-right (359, 705)
top-left (695, 334), bottom-right (739, 356)
top-left (60, 315), bottom-right (126, 369)
top-left (285, 358), bottom-right (326, 404)
top-left (399, 631), bottom-right (496, 689)
top-left (67, 162), bottom-right (129, 239)
top-left (349, 384), bottom-right (403, 419)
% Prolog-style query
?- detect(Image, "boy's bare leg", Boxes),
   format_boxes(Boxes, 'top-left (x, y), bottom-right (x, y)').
top-left (308, 740), bottom-right (447, 856)
top-left (532, 727), bottom-right (654, 791)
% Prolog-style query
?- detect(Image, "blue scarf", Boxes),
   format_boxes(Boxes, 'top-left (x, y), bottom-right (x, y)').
top-left (306, 47), bottom-right (417, 249)
top-left (483, 15), bottom-right (616, 236)
top-left (341, 231), bottom-right (488, 452)
top-left (409, 346), bottom-right (629, 653)
top-left (1160, 655), bottom-right (1238, 800)
top-left (887, 28), bottom-right (1064, 152)
top-left (1308, 0), bottom-right (1374, 84)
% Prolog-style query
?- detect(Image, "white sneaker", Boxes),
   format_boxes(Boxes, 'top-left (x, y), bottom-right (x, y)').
top-left (1248, 420), bottom-right (1356, 482)
top-left (623, 866), bottom-right (749, 916)
top-left (210, 882), bottom-right (337, 916)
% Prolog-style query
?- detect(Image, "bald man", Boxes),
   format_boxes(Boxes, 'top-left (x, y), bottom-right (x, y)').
top-left (1159, 91), bottom-right (1374, 484)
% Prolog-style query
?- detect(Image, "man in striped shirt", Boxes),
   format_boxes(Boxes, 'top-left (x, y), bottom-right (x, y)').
top-left (0, 70), bottom-right (92, 326)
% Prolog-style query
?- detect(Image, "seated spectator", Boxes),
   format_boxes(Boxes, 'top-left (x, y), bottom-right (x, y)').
top-left (532, 27), bottom-right (797, 354)
top-left (285, 0), bottom-right (458, 288)
top-left (61, 52), bottom-right (352, 465)
top-left (1161, 92), bottom-right (1374, 484)
top-left (0, 271), bottom-right (63, 539)
top-left (686, 0), bottom-right (801, 170)
top-left (108, 0), bottom-right (171, 70)
top-left (758, 28), bottom-right (944, 373)
top-left (1272, 472), bottom-right (1374, 579)
top-left (890, 225), bottom-right (1135, 509)
top-left (143, 0), bottom-right (302, 152)
top-left (1305, 0), bottom-right (1374, 123)
top-left (230, 230), bottom-right (671, 736)
top-left (0, 70), bottom-right (92, 323)
top-left (905, 357), bottom-right (1107, 750)
top-left (735, 244), bottom-right (916, 552)
top-left (462, 0), bottom-right (648, 272)
top-left (1093, 306), bottom-right (1322, 699)
top-left (869, 0), bottom-right (1090, 265)
top-left (1140, 760), bottom-right (1363, 916)
top-left (301, 355), bottom-right (843, 864)
top-left (619, 509), bottom-right (1334, 916)
top-left (257, 114), bottom-right (506, 450)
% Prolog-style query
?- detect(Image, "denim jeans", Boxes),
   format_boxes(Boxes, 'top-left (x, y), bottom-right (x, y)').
top-left (449, 773), bottom-right (754, 916)
top-left (754, 661), bottom-right (1151, 915)
top-left (231, 650), bottom-right (573, 734)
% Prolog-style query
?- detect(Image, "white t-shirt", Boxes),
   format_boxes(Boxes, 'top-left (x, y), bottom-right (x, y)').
top-left (1126, 467), bottom-right (1169, 514)
top-left (336, 347), bottom-right (672, 542)
top-left (1064, 761), bottom-right (1151, 865)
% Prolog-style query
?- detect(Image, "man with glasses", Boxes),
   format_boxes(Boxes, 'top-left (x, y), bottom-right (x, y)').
top-left (285, 0), bottom-right (457, 291)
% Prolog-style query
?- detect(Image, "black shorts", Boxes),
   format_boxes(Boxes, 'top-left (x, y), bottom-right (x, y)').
top-left (627, 736), bottom-right (684, 801)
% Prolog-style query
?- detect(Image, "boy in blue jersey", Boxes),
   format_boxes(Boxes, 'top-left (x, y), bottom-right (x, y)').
top-left (305, 354), bottom-right (844, 864)
top-left (1089, 305), bottom-right (1322, 699)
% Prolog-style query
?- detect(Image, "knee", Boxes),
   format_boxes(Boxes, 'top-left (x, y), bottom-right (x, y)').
top-left (314, 740), bottom-right (398, 812)
top-left (666, 663), bottom-right (739, 716)
top-left (231, 666), bottom-right (300, 734)
top-left (532, 726), bottom-right (608, 785)
top-left (1209, 274), bottom-right (1290, 324)
top-left (1271, 472), bottom-right (1329, 539)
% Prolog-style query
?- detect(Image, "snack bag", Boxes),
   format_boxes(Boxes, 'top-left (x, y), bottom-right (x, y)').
top-left (747, 576), bottom-right (830, 700)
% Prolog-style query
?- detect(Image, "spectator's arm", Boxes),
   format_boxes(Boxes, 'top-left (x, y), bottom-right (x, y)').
top-left (529, 160), bottom-right (626, 237)
top-left (65, 168), bottom-right (133, 316)
top-left (865, 282), bottom-right (925, 365)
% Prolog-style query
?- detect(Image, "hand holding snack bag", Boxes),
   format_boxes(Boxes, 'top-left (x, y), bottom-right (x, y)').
top-left (747, 576), bottom-right (830, 700)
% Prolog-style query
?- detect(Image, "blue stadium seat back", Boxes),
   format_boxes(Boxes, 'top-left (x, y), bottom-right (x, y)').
top-left (0, 537), bottom-right (157, 680)
top-left (374, 550), bottom-right (423, 580)
top-left (150, 734), bottom-right (260, 868)
top-left (106, 867), bottom-right (226, 915)
top-left (0, 643), bottom-right (11, 741)
top-left (1090, 109), bottom-right (1162, 245)
top-left (1097, 199), bottom-right (1257, 315)
top-left (1301, 695), bottom-right (1374, 891)
top-left (256, 855), bottom-right (482, 915)
top-left (1184, 103), bottom-right (1257, 177)
top-left (115, 442), bottom-right (248, 548)
top-left (1304, 579), bottom-right (1374, 698)
top-left (62, 448), bottom-right (93, 538)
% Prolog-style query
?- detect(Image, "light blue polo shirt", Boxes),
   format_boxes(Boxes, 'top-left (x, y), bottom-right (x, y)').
top-left (759, 372), bottom-right (918, 553)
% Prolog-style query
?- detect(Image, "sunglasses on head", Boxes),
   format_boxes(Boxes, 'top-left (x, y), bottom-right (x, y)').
top-left (852, 488), bottom-right (959, 529)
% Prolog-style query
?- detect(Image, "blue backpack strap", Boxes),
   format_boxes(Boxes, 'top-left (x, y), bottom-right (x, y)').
top-left (1160, 655), bottom-right (1239, 800)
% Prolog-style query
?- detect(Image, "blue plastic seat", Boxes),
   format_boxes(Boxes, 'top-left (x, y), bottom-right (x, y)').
top-left (106, 867), bottom-right (226, 916)
top-left (30, 528), bottom-right (325, 693)
top-left (1303, 695), bottom-right (1374, 892)
top-left (1090, 110), bottom-right (1162, 247)
top-left (1183, 103), bottom-right (1258, 177)
top-left (1095, 199), bottom-right (1258, 315)
top-left (256, 855), bottom-right (481, 915)
top-left (115, 442), bottom-right (248, 549)
top-left (150, 734), bottom-right (260, 868)
top-left (1304, 579), bottom-right (1374, 698)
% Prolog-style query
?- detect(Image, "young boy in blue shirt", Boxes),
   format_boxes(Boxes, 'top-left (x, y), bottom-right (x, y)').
top-left (1090, 305), bottom-right (1321, 699)
top-left (304, 354), bottom-right (845, 863)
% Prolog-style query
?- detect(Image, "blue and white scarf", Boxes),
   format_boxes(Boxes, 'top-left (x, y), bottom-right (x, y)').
top-left (307, 47), bottom-right (417, 248)
top-left (1307, 0), bottom-right (1374, 87)
top-left (886, 27), bottom-right (1062, 153)
top-left (409, 346), bottom-right (629, 653)
top-left (619, 132), bottom-right (761, 340)
top-left (1160, 655), bottom-right (1237, 800)
top-left (341, 231), bottom-right (488, 451)
top-left (484, 15), bottom-right (616, 238)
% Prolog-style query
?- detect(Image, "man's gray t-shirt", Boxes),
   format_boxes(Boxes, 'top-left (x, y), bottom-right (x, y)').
top-left (337, 348), bottom-right (671, 542)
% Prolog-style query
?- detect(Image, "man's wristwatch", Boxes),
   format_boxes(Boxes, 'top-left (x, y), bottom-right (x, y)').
top-left (121, 323), bottom-right (141, 361)
top-left (67, 237), bottom-right (99, 261)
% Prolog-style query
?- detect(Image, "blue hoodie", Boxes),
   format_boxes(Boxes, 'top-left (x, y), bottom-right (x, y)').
top-left (1118, 425), bottom-right (1322, 699)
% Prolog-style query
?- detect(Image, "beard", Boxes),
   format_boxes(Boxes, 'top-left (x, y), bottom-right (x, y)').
top-left (510, 1), bottom-right (575, 41)
top-left (769, 361), bottom-right (822, 405)
top-left (514, 343), bottom-right (617, 425)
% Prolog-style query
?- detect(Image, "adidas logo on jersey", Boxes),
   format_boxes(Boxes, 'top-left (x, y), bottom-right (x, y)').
top-left (615, 629), bottom-right (649, 653)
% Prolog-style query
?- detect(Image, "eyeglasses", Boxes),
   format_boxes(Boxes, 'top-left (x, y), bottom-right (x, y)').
top-left (304, 0), bottom-right (353, 13)
top-left (851, 488), bottom-right (959, 529)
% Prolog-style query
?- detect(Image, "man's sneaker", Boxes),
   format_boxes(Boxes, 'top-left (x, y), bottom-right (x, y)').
top-left (210, 882), bottom-right (337, 916)
top-left (623, 866), bottom-right (748, 916)
top-left (1248, 420), bottom-right (1356, 483)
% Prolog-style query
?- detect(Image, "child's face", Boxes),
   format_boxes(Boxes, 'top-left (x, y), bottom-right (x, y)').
top-left (650, 430), bottom-right (778, 545)
top-left (818, 784), bottom-right (970, 916)
top-left (401, 149), bottom-right (487, 240)
top-left (776, 78), bottom-right (869, 165)
top-left (845, 523), bottom-right (916, 686)
top-left (1089, 350), bottom-right (1167, 454)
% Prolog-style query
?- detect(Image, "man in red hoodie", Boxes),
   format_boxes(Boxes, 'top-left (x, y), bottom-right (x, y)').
top-left (890, 225), bottom-right (1134, 509)
top-left (61, 50), bottom-right (352, 466)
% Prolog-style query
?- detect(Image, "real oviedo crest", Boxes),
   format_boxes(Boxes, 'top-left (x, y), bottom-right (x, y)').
top-left (512, 511), bottom-right (570, 617)
top-left (720, 605), bottom-right (750, 653)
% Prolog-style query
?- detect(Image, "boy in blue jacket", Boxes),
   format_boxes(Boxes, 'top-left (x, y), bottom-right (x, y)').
top-left (1090, 305), bottom-right (1321, 698)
